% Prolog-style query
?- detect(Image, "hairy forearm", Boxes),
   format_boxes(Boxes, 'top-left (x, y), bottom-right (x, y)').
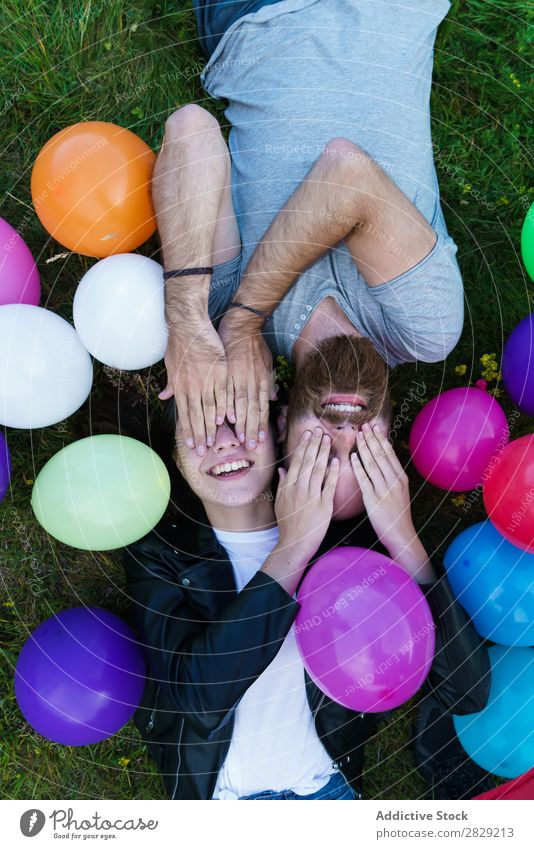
top-left (231, 142), bottom-right (370, 318)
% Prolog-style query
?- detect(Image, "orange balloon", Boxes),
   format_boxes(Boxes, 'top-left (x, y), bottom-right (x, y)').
top-left (31, 122), bottom-right (156, 258)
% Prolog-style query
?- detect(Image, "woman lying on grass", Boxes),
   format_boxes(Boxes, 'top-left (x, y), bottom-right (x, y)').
top-left (99, 395), bottom-right (492, 800)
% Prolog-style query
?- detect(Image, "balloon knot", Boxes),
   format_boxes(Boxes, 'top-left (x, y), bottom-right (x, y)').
top-left (475, 379), bottom-right (488, 391)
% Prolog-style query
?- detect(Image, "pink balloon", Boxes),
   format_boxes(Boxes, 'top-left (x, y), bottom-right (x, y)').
top-left (295, 547), bottom-right (435, 713)
top-left (0, 217), bottom-right (40, 306)
top-left (409, 385), bottom-right (509, 492)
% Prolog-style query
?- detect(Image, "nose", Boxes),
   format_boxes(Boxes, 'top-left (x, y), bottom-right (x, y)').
top-left (212, 421), bottom-right (240, 451)
top-left (329, 422), bottom-right (359, 453)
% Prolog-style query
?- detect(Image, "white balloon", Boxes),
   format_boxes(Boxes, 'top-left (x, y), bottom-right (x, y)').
top-left (73, 253), bottom-right (168, 369)
top-left (0, 304), bottom-right (93, 429)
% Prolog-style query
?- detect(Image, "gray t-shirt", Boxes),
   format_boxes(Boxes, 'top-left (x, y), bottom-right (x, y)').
top-left (201, 0), bottom-right (464, 365)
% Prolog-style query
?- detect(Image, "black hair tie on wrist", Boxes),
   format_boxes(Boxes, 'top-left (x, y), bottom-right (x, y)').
top-left (228, 301), bottom-right (273, 321)
top-left (163, 267), bottom-right (213, 280)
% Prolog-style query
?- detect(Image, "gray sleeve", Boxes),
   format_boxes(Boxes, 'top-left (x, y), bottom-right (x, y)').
top-left (366, 231), bottom-right (464, 366)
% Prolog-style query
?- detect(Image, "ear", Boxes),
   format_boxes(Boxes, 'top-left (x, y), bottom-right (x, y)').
top-left (276, 404), bottom-right (288, 445)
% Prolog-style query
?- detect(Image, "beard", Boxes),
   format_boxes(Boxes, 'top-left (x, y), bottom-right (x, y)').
top-left (287, 334), bottom-right (392, 428)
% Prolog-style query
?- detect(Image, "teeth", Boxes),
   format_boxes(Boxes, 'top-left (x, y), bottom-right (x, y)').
top-left (211, 459), bottom-right (251, 476)
top-left (324, 403), bottom-right (363, 413)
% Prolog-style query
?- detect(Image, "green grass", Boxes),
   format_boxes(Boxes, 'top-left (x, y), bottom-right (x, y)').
top-left (0, 0), bottom-right (532, 799)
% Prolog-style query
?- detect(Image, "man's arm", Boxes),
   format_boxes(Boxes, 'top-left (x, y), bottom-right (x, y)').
top-left (219, 137), bottom-right (437, 446)
top-left (224, 136), bottom-right (436, 322)
top-left (153, 104), bottom-right (240, 455)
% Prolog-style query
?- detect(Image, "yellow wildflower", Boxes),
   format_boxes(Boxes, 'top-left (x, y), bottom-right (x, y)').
top-left (118, 757), bottom-right (130, 767)
top-left (451, 495), bottom-right (466, 508)
top-left (455, 364), bottom-right (467, 376)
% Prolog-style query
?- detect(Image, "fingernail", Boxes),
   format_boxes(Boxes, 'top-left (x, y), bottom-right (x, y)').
top-left (322, 433), bottom-right (331, 442)
top-left (216, 416), bottom-right (224, 425)
top-left (258, 430), bottom-right (266, 441)
top-left (247, 439), bottom-right (257, 449)
top-left (197, 445), bottom-right (206, 456)
top-left (331, 457), bottom-right (339, 465)
top-left (186, 438), bottom-right (194, 448)
top-left (238, 433), bottom-right (245, 443)
top-left (302, 430), bottom-right (312, 440)
top-left (374, 424), bottom-right (382, 434)
top-left (356, 429), bottom-right (363, 439)
top-left (207, 437), bottom-right (214, 446)
top-left (313, 426), bottom-right (322, 437)
top-left (363, 423), bottom-right (370, 432)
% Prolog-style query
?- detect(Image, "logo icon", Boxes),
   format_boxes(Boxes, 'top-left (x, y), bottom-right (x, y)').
top-left (20, 810), bottom-right (46, 837)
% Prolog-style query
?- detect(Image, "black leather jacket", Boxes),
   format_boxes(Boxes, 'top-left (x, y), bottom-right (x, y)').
top-left (123, 515), bottom-right (490, 800)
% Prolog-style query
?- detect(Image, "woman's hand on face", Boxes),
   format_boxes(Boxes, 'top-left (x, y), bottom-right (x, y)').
top-left (275, 427), bottom-right (339, 561)
top-left (350, 424), bottom-right (434, 582)
top-left (350, 423), bottom-right (412, 547)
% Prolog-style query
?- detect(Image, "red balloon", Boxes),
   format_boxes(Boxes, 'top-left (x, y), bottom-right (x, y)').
top-left (484, 434), bottom-right (534, 553)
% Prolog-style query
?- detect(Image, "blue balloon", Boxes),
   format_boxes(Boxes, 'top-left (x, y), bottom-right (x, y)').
top-left (0, 431), bottom-right (10, 502)
top-left (454, 645), bottom-right (534, 778)
top-left (444, 521), bottom-right (534, 646)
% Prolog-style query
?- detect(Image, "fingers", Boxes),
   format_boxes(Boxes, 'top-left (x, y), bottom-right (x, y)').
top-left (233, 379), bottom-right (248, 445)
top-left (350, 449), bottom-right (374, 500)
top-left (355, 424), bottom-right (388, 490)
top-left (202, 387), bottom-right (217, 449)
top-left (245, 373), bottom-right (260, 450)
top-left (189, 396), bottom-right (208, 456)
top-left (214, 373), bottom-right (227, 429)
top-left (296, 427), bottom-right (328, 488)
top-left (175, 393), bottom-right (195, 450)
top-left (322, 455), bottom-right (340, 502)
top-left (371, 424), bottom-right (406, 483)
top-left (226, 378), bottom-right (237, 425)
top-left (158, 383), bottom-right (174, 401)
top-left (258, 378), bottom-right (270, 444)
top-left (309, 432), bottom-right (333, 494)
top-left (285, 429), bottom-right (313, 485)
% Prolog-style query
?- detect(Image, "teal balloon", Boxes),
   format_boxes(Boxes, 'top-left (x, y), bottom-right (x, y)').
top-left (444, 521), bottom-right (534, 646)
top-left (453, 645), bottom-right (534, 778)
top-left (32, 435), bottom-right (170, 550)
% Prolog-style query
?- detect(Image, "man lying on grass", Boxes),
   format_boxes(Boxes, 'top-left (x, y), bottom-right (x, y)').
top-left (153, 0), bottom-right (464, 523)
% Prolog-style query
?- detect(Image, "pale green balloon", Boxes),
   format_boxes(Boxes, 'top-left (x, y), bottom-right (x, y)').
top-left (31, 435), bottom-right (171, 550)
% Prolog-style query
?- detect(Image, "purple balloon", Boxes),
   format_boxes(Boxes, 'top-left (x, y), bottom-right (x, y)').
top-left (502, 313), bottom-right (534, 417)
top-left (409, 386), bottom-right (509, 491)
top-left (0, 431), bottom-right (10, 501)
top-left (0, 217), bottom-right (41, 306)
top-left (15, 607), bottom-right (146, 745)
top-left (295, 547), bottom-right (435, 713)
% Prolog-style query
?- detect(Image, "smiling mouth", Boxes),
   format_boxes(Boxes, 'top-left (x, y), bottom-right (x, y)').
top-left (321, 394), bottom-right (368, 414)
top-left (208, 459), bottom-right (254, 479)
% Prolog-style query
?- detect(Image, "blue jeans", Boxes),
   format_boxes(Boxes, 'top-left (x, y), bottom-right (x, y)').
top-left (192, 0), bottom-right (283, 58)
top-left (238, 770), bottom-right (359, 800)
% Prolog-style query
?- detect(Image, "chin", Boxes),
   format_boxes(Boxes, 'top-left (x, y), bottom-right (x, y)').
top-left (332, 492), bottom-right (366, 520)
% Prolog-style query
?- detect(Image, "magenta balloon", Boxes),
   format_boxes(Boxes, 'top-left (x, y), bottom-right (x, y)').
top-left (295, 547), bottom-right (435, 713)
top-left (0, 431), bottom-right (11, 502)
top-left (409, 386), bottom-right (509, 491)
top-left (14, 607), bottom-right (146, 745)
top-left (0, 217), bottom-right (40, 306)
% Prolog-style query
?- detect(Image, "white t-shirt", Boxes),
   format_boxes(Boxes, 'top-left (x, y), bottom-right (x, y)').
top-left (211, 526), bottom-right (335, 800)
